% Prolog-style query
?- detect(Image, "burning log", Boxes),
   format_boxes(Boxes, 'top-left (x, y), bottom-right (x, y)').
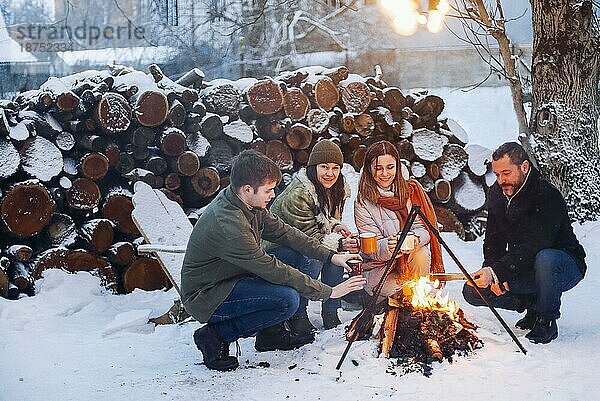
top-left (380, 277), bottom-right (483, 376)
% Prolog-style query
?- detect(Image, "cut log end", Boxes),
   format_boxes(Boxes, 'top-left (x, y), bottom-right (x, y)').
top-left (1, 181), bottom-right (57, 238)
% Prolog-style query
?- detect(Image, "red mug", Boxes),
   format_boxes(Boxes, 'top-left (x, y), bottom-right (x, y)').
top-left (346, 259), bottom-right (363, 276)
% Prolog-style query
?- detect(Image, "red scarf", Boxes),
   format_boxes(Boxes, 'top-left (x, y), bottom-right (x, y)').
top-left (376, 179), bottom-right (445, 274)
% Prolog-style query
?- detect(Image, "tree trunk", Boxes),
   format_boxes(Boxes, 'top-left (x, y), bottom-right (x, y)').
top-left (528, 0), bottom-right (600, 221)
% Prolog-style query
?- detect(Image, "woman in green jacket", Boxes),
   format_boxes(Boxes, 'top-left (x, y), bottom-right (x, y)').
top-left (269, 140), bottom-right (358, 333)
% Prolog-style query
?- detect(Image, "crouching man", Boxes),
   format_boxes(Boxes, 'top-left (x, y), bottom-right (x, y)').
top-left (463, 142), bottom-right (586, 344)
top-left (181, 150), bottom-right (366, 371)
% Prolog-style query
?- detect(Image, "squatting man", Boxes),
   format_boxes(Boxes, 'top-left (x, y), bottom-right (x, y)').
top-left (181, 150), bottom-right (366, 371)
top-left (463, 142), bottom-right (586, 344)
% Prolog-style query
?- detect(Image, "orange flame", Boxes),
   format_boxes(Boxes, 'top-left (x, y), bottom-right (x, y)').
top-left (407, 276), bottom-right (459, 319)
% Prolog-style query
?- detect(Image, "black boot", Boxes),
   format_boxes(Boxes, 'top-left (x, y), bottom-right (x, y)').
top-left (515, 308), bottom-right (537, 330)
top-left (255, 321), bottom-right (315, 352)
top-left (322, 309), bottom-right (342, 330)
top-left (288, 313), bottom-right (317, 335)
top-left (525, 317), bottom-right (558, 344)
top-left (194, 325), bottom-right (239, 371)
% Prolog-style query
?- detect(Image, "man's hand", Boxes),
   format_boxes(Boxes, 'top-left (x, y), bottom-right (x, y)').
top-left (333, 223), bottom-right (351, 237)
top-left (330, 275), bottom-right (367, 299)
top-left (470, 267), bottom-right (494, 288)
top-left (331, 253), bottom-right (363, 272)
top-left (490, 281), bottom-right (510, 296)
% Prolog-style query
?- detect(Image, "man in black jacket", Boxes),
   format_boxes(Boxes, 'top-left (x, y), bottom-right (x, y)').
top-left (463, 142), bottom-right (586, 344)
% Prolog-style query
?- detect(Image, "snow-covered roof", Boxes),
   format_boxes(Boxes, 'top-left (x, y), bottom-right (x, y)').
top-left (56, 46), bottom-right (178, 68)
top-left (0, 13), bottom-right (38, 63)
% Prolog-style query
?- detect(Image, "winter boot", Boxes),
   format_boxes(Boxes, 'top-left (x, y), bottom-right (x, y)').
top-left (194, 325), bottom-right (239, 371)
top-left (525, 317), bottom-right (558, 344)
top-left (515, 308), bottom-right (537, 330)
top-left (255, 321), bottom-right (315, 352)
top-left (288, 312), bottom-right (317, 335)
top-left (322, 309), bottom-right (342, 330)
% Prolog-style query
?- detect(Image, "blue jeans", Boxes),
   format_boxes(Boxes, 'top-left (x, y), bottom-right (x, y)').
top-left (462, 249), bottom-right (583, 320)
top-left (207, 276), bottom-right (300, 342)
top-left (266, 246), bottom-right (336, 317)
top-left (307, 258), bottom-right (343, 312)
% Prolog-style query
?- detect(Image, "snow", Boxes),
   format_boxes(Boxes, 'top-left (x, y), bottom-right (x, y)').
top-left (2, 211), bottom-right (599, 400)
top-left (0, 13), bottom-right (37, 63)
top-left (438, 144), bottom-right (468, 180)
top-left (466, 144), bottom-right (493, 176)
top-left (436, 87), bottom-right (519, 150)
top-left (8, 121), bottom-right (31, 141)
top-left (56, 46), bottom-right (177, 69)
top-left (131, 181), bottom-right (193, 290)
top-left (411, 128), bottom-right (449, 161)
top-left (19, 136), bottom-right (63, 182)
top-left (452, 171), bottom-right (487, 212)
top-left (186, 131), bottom-right (211, 158)
top-left (223, 120), bottom-right (254, 143)
top-left (0, 138), bottom-right (20, 179)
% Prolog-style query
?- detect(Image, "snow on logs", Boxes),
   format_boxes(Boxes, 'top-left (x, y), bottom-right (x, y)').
top-left (0, 63), bottom-right (493, 300)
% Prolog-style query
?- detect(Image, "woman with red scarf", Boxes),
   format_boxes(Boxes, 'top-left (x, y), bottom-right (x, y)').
top-left (354, 140), bottom-right (444, 299)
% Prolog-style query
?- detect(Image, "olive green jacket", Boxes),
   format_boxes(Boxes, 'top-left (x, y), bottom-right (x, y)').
top-left (181, 185), bottom-right (333, 322)
top-left (269, 168), bottom-right (350, 251)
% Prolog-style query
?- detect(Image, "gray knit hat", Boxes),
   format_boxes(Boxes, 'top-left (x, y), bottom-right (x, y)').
top-left (307, 139), bottom-right (344, 166)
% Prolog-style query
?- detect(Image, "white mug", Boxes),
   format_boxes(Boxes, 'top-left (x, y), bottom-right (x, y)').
top-left (400, 231), bottom-right (416, 251)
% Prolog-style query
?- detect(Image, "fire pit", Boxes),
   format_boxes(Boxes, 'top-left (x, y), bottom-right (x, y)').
top-left (379, 277), bottom-right (483, 376)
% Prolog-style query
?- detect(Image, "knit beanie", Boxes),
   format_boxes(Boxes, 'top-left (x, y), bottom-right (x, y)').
top-left (307, 139), bottom-right (344, 166)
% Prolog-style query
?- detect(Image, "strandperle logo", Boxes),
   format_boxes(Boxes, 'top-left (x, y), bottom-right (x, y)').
top-left (15, 21), bottom-right (146, 46)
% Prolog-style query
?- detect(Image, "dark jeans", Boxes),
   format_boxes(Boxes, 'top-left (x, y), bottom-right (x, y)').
top-left (268, 246), bottom-right (343, 315)
top-left (307, 258), bottom-right (343, 312)
top-left (207, 276), bottom-right (300, 342)
top-left (462, 249), bottom-right (583, 320)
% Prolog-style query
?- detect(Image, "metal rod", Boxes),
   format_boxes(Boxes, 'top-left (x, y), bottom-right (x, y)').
top-left (416, 208), bottom-right (527, 355)
top-left (336, 205), bottom-right (421, 370)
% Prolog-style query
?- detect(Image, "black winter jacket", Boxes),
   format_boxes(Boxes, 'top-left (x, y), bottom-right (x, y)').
top-left (484, 167), bottom-right (586, 283)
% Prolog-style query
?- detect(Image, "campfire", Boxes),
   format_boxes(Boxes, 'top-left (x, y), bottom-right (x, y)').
top-left (378, 276), bottom-right (483, 375)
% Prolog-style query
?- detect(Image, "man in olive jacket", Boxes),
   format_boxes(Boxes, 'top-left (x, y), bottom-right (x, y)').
top-left (182, 150), bottom-right (365, 371)
top-left (463, 142), bottom-right (586, 344)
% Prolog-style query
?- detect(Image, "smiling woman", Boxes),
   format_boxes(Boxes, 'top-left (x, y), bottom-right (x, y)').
top-left (354, 140), bottom-right (444, 300)
top-left (268, 139), bottom-right (355, 332)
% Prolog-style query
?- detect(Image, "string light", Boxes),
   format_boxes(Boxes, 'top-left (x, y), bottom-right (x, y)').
top-left (378, 0), bottom-right (449, 35)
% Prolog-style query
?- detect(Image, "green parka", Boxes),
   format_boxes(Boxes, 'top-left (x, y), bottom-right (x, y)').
top-left (181, 186), bottom-right (334, 322)
top-left (269, 168), bottom-right (350, 251)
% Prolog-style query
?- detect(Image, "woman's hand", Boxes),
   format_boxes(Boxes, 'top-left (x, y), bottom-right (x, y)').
top-left (333, 223), bottom-right (351, 237)
top-left (387, 235), bottom-right (398, 254)
top-left (388, 234), bottom-right (421, 255)
top-left (339, 236), bottom-right (360, 253)
top-left (330, 275), bottom-right (367, 299)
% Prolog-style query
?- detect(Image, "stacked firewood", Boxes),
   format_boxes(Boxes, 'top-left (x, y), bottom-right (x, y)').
top-left (0, 63), bottom-right (492, 299)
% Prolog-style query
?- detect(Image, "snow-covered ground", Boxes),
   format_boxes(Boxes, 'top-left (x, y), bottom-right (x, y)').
top-left (2, 86), bottom-right (599, 401)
